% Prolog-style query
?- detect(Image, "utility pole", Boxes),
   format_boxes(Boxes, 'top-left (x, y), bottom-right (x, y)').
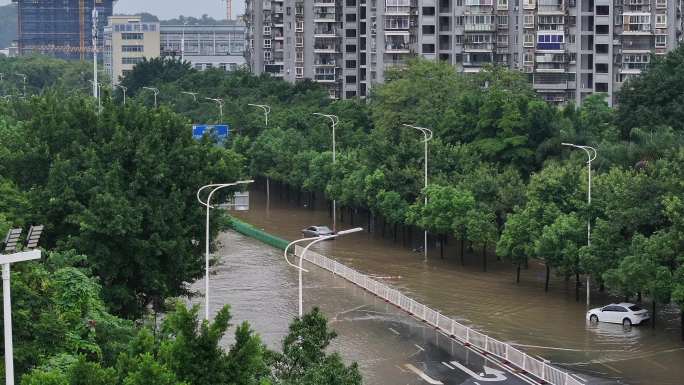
top-left (92, 8), bottom-right (99, 99)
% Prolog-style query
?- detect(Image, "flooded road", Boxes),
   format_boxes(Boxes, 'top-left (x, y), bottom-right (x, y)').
top-left (231, 186), bottom-right (683, 385)
top-left (191, 230), bottom-right (613, 385)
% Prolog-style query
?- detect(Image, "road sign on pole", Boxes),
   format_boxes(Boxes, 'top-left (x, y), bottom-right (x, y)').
top-left (192, 124), bottom-right (230, 142)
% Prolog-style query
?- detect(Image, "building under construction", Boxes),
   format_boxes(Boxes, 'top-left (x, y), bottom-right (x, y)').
top-left (13, 0), bottom-right (114, 60)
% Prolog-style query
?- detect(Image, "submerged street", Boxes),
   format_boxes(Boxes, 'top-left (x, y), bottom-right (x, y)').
top-left (192, 229), bottom-right (615, 385)
top-left (227, 187), bottom-right (684, 385)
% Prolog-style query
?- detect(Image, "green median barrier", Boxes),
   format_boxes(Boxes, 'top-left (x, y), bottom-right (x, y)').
top-left (227, 216), bottom-right (290, 250)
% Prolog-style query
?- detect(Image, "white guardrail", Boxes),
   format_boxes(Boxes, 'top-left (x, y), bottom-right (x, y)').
top-left (295, 246), bottom-right (583, 385)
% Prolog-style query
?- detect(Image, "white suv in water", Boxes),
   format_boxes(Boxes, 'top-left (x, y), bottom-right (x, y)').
top-left (586, 303), bottom-right (650, 327)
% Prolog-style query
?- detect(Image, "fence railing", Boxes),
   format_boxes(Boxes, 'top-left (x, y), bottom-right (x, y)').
top-left (295, 246), bottom-right (583, 385)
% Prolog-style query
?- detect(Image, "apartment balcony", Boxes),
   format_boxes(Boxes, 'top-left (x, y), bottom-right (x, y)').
top-left (314, 44), bottom-right (340, 53)
top-left (314, 59), bottom-right (338, 66)
top-left (464, 23), bottom-right (496, 32)
top-left (314, 28), bottom-right (339, 37)
top-left (314, 13), bottom-right (337, 23)
top-left (313, 0), bottom-right (336, 5)
top-left (314, 74), bottom-right (337, 82)
top-left (533, 82), bottom-right (569, 90)
top-left (536, 42), bottom-right (565, 51)
top-left (385, 44), bottom-right (411, 53)
top-left (385, 6), bottom-right (412, 15)
top-left (464, 42), bottom-right (495, 51)
top-left (537, 5), bottom-right (564, 14)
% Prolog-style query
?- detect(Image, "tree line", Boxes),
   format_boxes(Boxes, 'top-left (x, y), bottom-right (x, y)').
top-left (0, 56), bottom-right (361, 384)
top-left (113, 52), bottom-right (684, 337)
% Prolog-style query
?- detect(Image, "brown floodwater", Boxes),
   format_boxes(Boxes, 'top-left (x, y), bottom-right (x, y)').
top-left (230, 185), bottom-right (683, 385)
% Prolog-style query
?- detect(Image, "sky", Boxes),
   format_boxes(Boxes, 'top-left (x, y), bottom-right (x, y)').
top-left (0, 0), bottom-right (244, 20)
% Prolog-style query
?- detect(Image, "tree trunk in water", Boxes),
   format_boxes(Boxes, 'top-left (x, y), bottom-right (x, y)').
top-left (516, 264), bottom-right (521, 284)
top-left (600, 282), bottom-right (605, 292)
top-left (340, 206), bottom-right (344, 223)
top-left (328, 201), bottom-right (333, 218)
top-left (367, 211), bottom-right (372, 233)
top-left (381, 219), bottom-right (385, 238)
top-left (482, 244), bottom-right (487, 272)
top-left (544, 264), bottom-right (550, 292)
top-left (350, 208), bottom-right (355, 226)
top-left (440, 235), bottom-right (444, 259)
top-left (637, 292), bottom-right (642, 302)
top-left (297, 190), bottom-right (301, 206)
top-left (460, 238), bottom-right (465, 266)
top-left (652, 301), bottom-right (656, 329)
top-left (393, 223), bottom-right (398, 242)
top-left (575, 273), bottom-right (581, 302)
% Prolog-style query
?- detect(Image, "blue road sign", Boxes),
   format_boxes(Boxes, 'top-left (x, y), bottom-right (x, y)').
top-left (192, 124), bottom-right (230, 141)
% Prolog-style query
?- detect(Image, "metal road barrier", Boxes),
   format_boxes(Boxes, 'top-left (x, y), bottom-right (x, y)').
top-left (295, 246), bottom-right (583, 385)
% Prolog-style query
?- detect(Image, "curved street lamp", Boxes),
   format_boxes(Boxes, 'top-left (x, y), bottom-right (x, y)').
top-left (403, 124), bottom-right (433, 261)
top-left (313, 113), bottom-right (340, 232)
top-left (143, 86), bottom-right (160, 108)
top-left (197, 180), bottom-right (254, 320)
top-left (284, 227), bottom-right (363, 317)
top-left (182, 91), bottom-right (199, 102)
top-left (115, 84), bottom-right (127, 105)
top-left (205, 97), bottom-right (225, 123)
top-left (248, 103), bottom-right (271, 127)
top-left (562, 142), bottom-right (597, 306)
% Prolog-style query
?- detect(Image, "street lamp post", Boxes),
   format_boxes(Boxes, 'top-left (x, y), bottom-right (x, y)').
top-left (403, 124), bottom-right (433, 261)
top-left (196, 180), bottom-right (254, 320)
top-left (284, 227), bottom-right (363, 317)
top-left (114, 84), bottom-right (128, 106)
top-left (15, 73), bottom-right (27, 97)
top-left (205, 97), bottom-right (225, 123)
top-left (562, 142), bottom-right (597, 307)
top-left (2, 225), bottom-right (43, 385)
top-left (90, 80), bottom-right (102, 113)
top-left (143, 87), bottom-right (160, 108)
top-left (181, 21), bottom-right (188, 62)
top-left (313, 113), bottom-right (339, 232)
top-left (248, 103), bottom-right (271, 127)
top-left (182, 91), bottom-right (199, 102)
top-left (248, 103), bottom-right (272, 206)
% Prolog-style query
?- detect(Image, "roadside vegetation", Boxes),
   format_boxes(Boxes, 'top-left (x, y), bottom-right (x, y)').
top-left (1, 45), bottom-right (684, 381)
top-left (0, 56), bottom-right (361, 384)
top-left (114, 52), bottom-right (684, 336)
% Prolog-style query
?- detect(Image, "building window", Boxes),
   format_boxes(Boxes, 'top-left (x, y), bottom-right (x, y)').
top-left (523, 33), bottom-right (534, 47)
top-left (296, 20), bottom-right (304, 32)
top-left (121, 45), bottom-right (144, 52)
top-left (655, 14), bottom-right (667, 28)
top-left (454, 35), bottom-right (463, 44)
top-left (595, 82), bottom-right (608, 92)
top-left (498, 15), bottom-right (508, 27)
top-left (345, 91), bottom-right (357, 98)
top-left (121, 33), bottom-right (143, 40)
top-left (296, 35), bottom-right (304, 47)
top-left (422, 43), bottom-right (435, 53)
top-left (346, 29), bottom-right (357, 37)
top-left (422, 6), bottom-right (435, 15)
top-left (296, 50), bottom-right (304, 62)
top-left (656, 0), bottom-right (667, 8)
top-left (497, 0), bottom-right (507, 7)
top-left (296, 67), bottom-right (304, 78)
top-left (596, 44), bottom-right (608, 54)
top-left (346, 59), bottom-right (357, 68)
top-left (595, 63), bottom-right (608, 73)
top-left (455, 16), bottom-right (464, 26)
top-left (655, 34), bottom-right (667, 47)
top-left (523, 14), bottom-right (534, 28)
top-left (264, 51), bottom-right (272, 60)
top-left (423, 25), bottom-right (435, 34)
top-left (264, 39), bottom-right (271, 48)
top-left (346, 75), bottom-right (357, 83)
top-left (263, 26), bottom-right (271, 35)
top-left (346, 44), bottom-right (357, 53)
top-left (122, 57), bottom-right (144, 65)
top-left (194, 63), bottom-right (203, 70)
top-left (346, 14), bottom-right (356, 22)
top-left (596, 24), bottom-right (609, 34)
top-left (347, 0), bottom-right (356, 5)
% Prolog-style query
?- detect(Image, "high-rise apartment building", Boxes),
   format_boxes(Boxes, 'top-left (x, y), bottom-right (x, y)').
top-left (246, 0), bottom-right (682, 104)
top-left (13, 0), bottom-right (114, 60)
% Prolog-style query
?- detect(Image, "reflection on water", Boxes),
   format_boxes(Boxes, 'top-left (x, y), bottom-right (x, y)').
top-left (233, 186), bottom-right (684, 385)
